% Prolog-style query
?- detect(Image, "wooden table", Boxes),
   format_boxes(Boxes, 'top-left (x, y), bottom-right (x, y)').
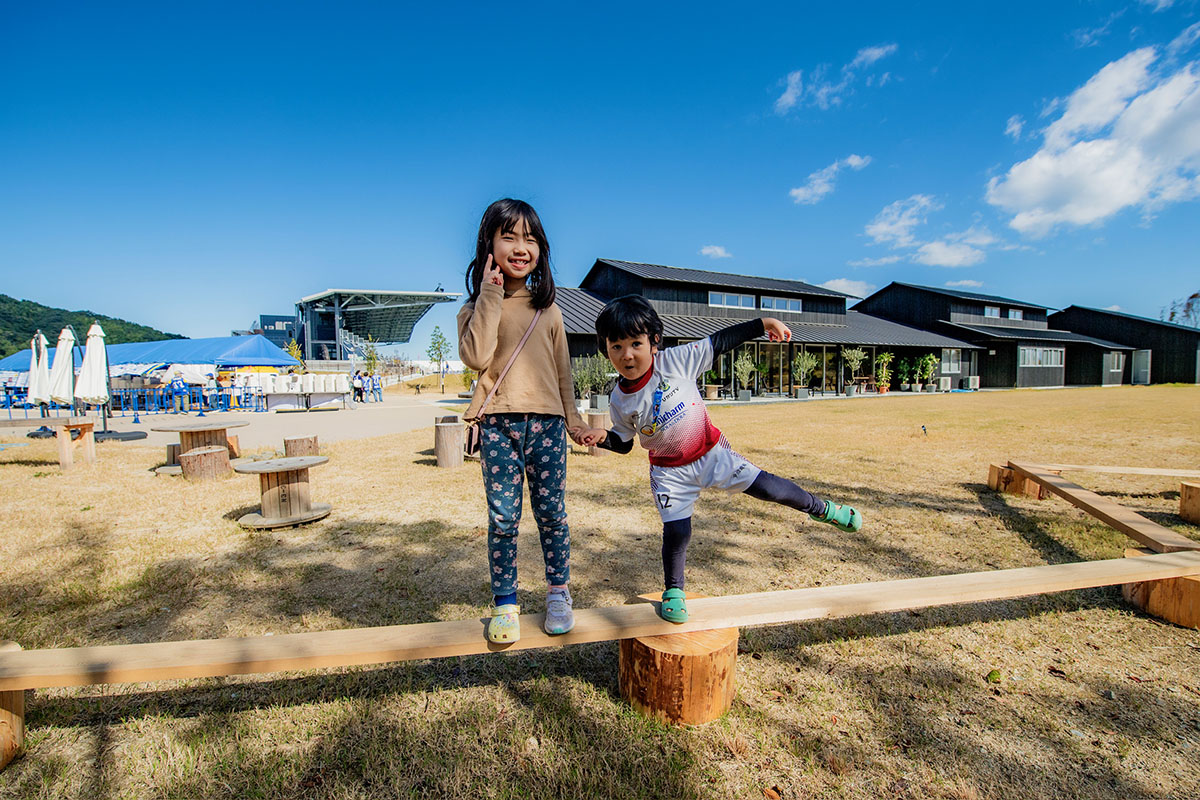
top-left (0, 416), bottom-right (95, 469)
top-left (151, 421), bottom-right (248, 462)
top-left (233, 456), bottom-right (331, 529)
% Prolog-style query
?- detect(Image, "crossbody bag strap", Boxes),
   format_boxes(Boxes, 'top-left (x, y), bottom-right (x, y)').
top-left (473, 308), bottom-right (543, 419)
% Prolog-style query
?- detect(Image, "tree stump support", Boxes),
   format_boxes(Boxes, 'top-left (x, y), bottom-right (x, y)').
top-left (166, 443), bottom-right (181, 466)
top-left (435, 421), bottom-right (463, 468)
top-left (618, 593), bottom-right (738, 725)
top-left (1181, 481), bottom-right (1200, 525)
top-left (283, 435), bottom-right (318, 458)
top-left (0, 641), bottom-right (23, 771)
top-left (180, 445), bottom-right (231, 481)
top-left (987, 463), bottom-right (1060, 500)
top-left (586, 411), bottom-right (610, 457)
top-left (1123, 548), bottom-right (1200, 629)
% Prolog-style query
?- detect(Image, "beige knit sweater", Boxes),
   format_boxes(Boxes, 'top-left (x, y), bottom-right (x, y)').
top-left (457, 282), bottom-right (584, 428)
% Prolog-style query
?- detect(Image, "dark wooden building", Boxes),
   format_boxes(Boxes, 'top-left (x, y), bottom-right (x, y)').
top-left (557, 260), bottom-right (977, 395)
top-left (853, 283), bottom-right (1130, 388)
top-left (1049, 306), bottom-right (1200, 384)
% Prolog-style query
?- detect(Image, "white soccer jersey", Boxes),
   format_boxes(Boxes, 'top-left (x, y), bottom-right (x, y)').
top-left (608, 338), bottom-right (723, 467)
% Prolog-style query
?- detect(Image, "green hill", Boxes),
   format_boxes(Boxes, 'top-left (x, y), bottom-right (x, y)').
top-left (0, 294), bottom-right (185, 358)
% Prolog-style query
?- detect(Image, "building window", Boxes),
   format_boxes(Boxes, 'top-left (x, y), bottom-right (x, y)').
top-left (761, 296), bottom-right (803, 313)
top-left (940, 349), bottom-right (961, 373)
top-left (1009, 309), bottom-right (1023, 320)
top-left (1111, 352), bottom-right (1126, 372)
top-left (709, 291), bottom-right (755, 309)
top-left (1019, 346), bottom-right (1065, 367)
top-left (984, 306), bottom-right (1000, 318)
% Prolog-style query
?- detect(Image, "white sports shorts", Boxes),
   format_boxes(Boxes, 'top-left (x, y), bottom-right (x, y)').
top-left (648, 439), bottom-right (761, 523)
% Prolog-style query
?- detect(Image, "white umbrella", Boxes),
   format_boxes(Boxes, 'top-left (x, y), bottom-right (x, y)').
top-left (48, 327), bottom-right (77, 405)
top-left (74, 323), bottom-right (110, 406)
top-left (27, 332), bottom-right (51, 406)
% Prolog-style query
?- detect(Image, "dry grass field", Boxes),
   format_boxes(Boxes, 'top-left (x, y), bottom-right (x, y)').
top-left (1, 385), bottom-right (1198, 799)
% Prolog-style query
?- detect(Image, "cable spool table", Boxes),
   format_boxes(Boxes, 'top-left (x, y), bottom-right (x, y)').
top-left (233, 456), bottom-right (332, 529)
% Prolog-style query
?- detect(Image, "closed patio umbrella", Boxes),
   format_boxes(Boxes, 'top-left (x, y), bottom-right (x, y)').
top-left (74, 323), bottom-right (110, 406)
top-left (48, 327), bottom-right (77, 406)
top-left (27, 331), bottom-right (51, 407)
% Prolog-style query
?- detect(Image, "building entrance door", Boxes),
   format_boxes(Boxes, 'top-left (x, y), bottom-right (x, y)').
top-left (1131, 349), bottom-right (1152, 385)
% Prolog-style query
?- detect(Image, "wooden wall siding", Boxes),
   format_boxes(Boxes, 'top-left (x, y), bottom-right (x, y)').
top-left (1049, 308), bottom-right (1200, 384)
top-left (948, 302), bottom-right (1048, 329)
top-left (853, 285), bottom-right (942, 328)
top-left (1018, 365), bottom-right (1065, 387)
top-left (979, 345), bottom-right (1017, 388)
top-left (643, 282), bottom-right (846, 324)
top-left (1064, 349), bottom-right (1118, 386)
top-left (582, 268), bottom-right (642, 299)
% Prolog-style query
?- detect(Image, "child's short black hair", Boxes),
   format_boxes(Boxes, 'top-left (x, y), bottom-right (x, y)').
top-left (595, 295), bottom-right (663, 351)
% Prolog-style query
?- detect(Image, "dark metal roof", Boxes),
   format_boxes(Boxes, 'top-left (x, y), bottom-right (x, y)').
top-left (889, 282), bottom-right (1050, 311)
top-left (944, 322), bottom-right (1132, 349)
top-left (588, 259), bottom-right (852, 299)
top-left (296, 289), bottom-right (460, 344)
top-left (1053, 305), bottom-right (1200, 335)
top-left (557, 288), bottom-right (977, 349)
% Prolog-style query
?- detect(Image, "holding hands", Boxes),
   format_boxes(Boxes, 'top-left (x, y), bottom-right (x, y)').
top-left (763, 317), bottom-right (791, 342)
top-left (568, 426), bottom-right (607, 446)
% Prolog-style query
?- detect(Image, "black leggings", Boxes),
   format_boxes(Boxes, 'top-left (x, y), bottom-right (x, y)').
top-left (662, 471), bottom-right (827, 589)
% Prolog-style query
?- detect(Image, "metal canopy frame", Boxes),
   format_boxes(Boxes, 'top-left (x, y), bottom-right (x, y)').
top-left (297, 289), bottom-right (460, 361)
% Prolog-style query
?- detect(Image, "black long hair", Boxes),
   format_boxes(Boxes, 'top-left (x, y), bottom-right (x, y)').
top-left (465, 198), bottom-right (556, 310)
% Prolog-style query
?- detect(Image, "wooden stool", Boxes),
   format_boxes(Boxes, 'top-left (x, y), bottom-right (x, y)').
top-left (180, 445), bottom-right (231, 480)
top-left (0, 641), bottom-right (22, 771)
top-left (586, 410), bottom-right (610, 457)
top-left (434, 418), bottom-right (463, 468)
top-left (1181, 481), bottom-right (1200, 525)
top-left (234, 456), bottom-right (332, 529)
top-left (56, 421), bottom-right (95, 470)
top-left (619, 593), bottom-right (738, 725)
top-left (284, 435), bottom-right (318, 457)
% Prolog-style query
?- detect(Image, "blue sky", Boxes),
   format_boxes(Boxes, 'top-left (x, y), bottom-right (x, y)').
top-left (2, 1), bottom-right (1198, 357)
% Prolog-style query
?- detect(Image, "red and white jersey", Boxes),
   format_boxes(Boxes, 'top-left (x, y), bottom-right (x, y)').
top-left (609, 338), bottom-right (721, 467)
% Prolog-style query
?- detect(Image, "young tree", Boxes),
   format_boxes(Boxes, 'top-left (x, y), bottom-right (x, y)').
top-left (1161, 291), bottom-right (1200, 328)
top-left (426, 326), bottom-right (452, 394)
top-left (363, 335), bottom-right (380, 375)
top-left (284, 338), bottom-right (306, 373)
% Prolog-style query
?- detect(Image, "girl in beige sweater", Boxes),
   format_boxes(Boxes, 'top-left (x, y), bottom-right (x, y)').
top-left (457, 199), bottom-right (585, 644)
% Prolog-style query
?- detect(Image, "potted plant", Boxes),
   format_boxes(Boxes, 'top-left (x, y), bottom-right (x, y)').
top-left (702, 369), bottom-right (720, 400)
top-left (841, 347), bottom-right (866, 396)
top-left (791, 350), bottom-right (818, 398)
top-left (587, 353), bottom-right (612, 410)
top-left (755, 360), bottom-right (770, 395)
top-left (874, 351), bottom-right (893, 394)
top-left (897, 357), bottom-right (912, 391)
top-left (918, 353), bottom-right (939, 392)
top-left (733, 351), bottom-right (755, 401)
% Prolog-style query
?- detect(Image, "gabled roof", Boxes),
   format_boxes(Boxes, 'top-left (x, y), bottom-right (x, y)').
top-left (557, 289), bottom-right (976, 349)
top-left (1053, 305), bottom-right (1200, 335)
top-left (882, 282), bottom-right (1050, 311)
top-left (943, 322), bottom-right (1132, 349)
top-left (585, 259), bottom-right (852, 299)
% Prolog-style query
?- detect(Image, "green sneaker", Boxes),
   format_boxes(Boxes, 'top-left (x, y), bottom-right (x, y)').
top-left (810, 501), bottom-right (862, 533)
top-left (660, 588), bottom-right (688, 623)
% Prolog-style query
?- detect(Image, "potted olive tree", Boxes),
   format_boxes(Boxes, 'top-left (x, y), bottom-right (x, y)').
top-left (874, 351), bottom-right (893, 394)
top-left (791, 350), bottom-right (818, 398)
top-left (587, 353), bottom-right (612, 410)
top-left (733, 350), bottom-right (755, 401)
top-left (897, 357), bottom-right (912, 391)
top-left (918, 353), bottom-right (939, 392)
top-left (703, 369), bottom-right (720, 400)
top-left (841, 347), bottom-right (866, 396)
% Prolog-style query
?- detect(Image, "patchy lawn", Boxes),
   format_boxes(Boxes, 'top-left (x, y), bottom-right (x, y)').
top-left (1, 385), bottom-right (1198, 799)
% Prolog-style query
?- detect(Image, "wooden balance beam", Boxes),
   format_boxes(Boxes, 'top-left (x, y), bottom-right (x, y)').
top-left (3, 550), bottom-right (1200, 768)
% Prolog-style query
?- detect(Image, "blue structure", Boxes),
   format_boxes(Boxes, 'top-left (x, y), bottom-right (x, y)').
top-left (254, 315), bottom-right (298, 349)
top-left (0, 334), bottom-right (300, 371)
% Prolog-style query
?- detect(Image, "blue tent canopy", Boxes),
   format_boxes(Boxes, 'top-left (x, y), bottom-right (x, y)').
top-left (0, 335), bottom-right (301, 372)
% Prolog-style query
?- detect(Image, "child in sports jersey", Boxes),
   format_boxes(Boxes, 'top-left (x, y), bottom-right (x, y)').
top-left (576, 295), bottom-right (862, 623)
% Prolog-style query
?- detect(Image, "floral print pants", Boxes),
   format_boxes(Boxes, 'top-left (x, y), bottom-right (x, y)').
top-left (480, 413), bottom-right (570, 595)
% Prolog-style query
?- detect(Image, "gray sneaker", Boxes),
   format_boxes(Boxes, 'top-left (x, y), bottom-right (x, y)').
top-left (544, 587), bottom-right (575, 635)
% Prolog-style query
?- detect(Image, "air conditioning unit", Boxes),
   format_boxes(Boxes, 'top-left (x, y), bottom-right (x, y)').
top-left (960, 376), bottom-right (980, 390)
top-left (938, 376), bottom-right (952, 392)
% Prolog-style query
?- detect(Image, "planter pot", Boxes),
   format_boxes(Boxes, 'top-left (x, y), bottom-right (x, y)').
top-left (792, 387), bottom-right (808, 399)
top-left (737, 389), bottom-right (752, 402)
top-left (923, 384), bottom-right (936, 393)
top-left (845, 385), bottom-right (857, 397)
top-left (877, 385), bottom-right (890, 394)
top-left (704, 384), bottom-right (719, 400)
top-left (899, 383), bottom-right (910, 392)
top-left (590, 394), bottom-right (610, 412)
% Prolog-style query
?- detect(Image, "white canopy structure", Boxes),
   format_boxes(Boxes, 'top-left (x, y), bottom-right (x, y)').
top-left (74, 323), bottom-right (110, 406)
top-left (27, 332), bottom-right (51, 406)
top-left (47, 327), bottom-right (77, 405)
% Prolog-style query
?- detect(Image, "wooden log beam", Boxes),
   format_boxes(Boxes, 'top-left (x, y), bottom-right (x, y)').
top-left (2, 550), bottom-right (1199, 693)
top-left (0, 642), bottom-right (22, 771)
top-left (1008, 461), bottom-right (1200, 554)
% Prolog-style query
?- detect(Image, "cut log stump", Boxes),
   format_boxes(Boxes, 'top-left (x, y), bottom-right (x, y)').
top-left (619, 593), bottom-right (738, 725)
top-left (1181, 482), bottom-right (1200, 525)
top-left (435, 422), bottom-right (463, 468)
top-left (1123, 547), bottom-right (1200, 629)
top-left (988, 463), bottom-right (1053, 499)
top-left (0, 641), bottom-right (23, 771)
top-left (180, 445), bottom-right (231, 481)
top-left (283, 435), bottom-right (318, 458)
top-left (587, 411), bottom-right (610, 457)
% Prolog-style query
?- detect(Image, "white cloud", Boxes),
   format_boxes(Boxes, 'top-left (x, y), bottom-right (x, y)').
top-left (789, 154), bottom-right (872, 204)
top-left (774, 43), bottom-right (898, 113)
top-left (1105, 304), bottom-right (1124, 311)
top-left (846, 255), bottom-right (902, 267)
top-left (915, 241), bottom-right (986, 267)
top-left (1140, 0), bottom-right (1174, 11)
top-left (1168, 22), bottom-right (1200, 60)
top-left (818, 278), bottom-right (875, 298)
top-left (1072, 10), bottom-right (1125, 49)
top-left (947, 225), bottom-right (1000, 247)
top-left (864, 194), bottom-right (940, 247)
top-left (946, 280), bottom-right (984, 288)
top-left (774, 71), bottom-right (803, 114)
top-left (699, 245), bottom-right (733, 259)
top-left (1005, 114), bottom-right (1025, 140)
top-left (987, 44), bottom-right (1200, 237)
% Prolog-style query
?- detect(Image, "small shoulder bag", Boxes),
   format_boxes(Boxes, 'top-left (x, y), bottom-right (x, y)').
top-left (464, 309), bottom-right (543, 458)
